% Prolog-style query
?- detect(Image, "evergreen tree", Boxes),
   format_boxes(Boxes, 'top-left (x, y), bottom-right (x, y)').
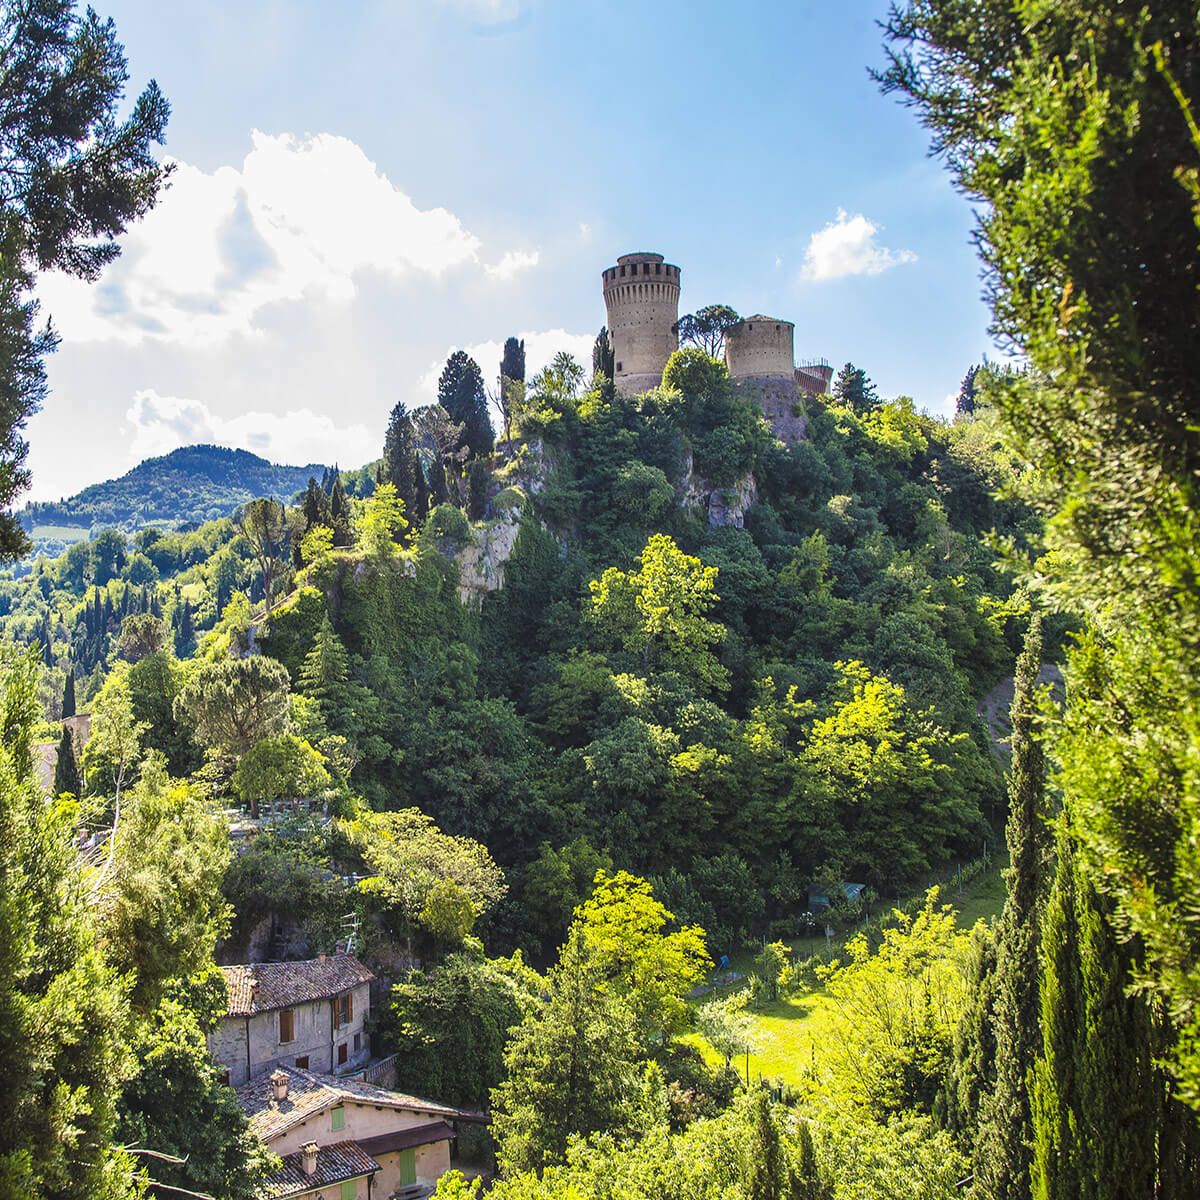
top-left (832, 362), bottom-right (880, 415)
top-left (437, 349), bottom-right (494, 458)
top-left (499, 336), bottom-right (526, 443)
top-left (51, 725), bottom-right (80, 798)
top-left (61, 668), bottom-right (75, 719)
top-left (380, 401), bottom-right (424, 533)
top-left (175, 598), bottom-right (195, 657)
top-left (592, 326), bottom-right (614, 379)
top-left (957, 364), bottom-right (980, 417)
top-left (975, 616), bottom-right (1049, 1200)
top-left (491, 925), bottom-right (642, 1175)
top-left (0, 648), bottom-right (138, 1197)
top-left (329, 475), bottom-right (353, 546)
top-left (941, 921), bottom-right (998, 1138)
top-left (1027, 809), bottom-right (1193, 1198)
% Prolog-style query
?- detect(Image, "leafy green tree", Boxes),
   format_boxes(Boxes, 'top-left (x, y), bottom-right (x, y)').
top-left (356, 480), bottom-right (408, 558)
top-left (98, 754), bottom-right (231, 1013)
top-left (232, 734), bottom-right (331, 819)
top-left (438, 349), bottom-right (494, 458)
top-left (0, 1), bottom-right (170, 561)
top-left (174, 654), bottom-right (293, 760)
top-left (832, 363), bottom-right (879, 415)
top-left (589, 533), bottom-right (729, 692)
top-left (235, 497), bottom-right (287, 614)
top-left (491, 924), bottom-right (644, 1176)
top-left (116, 612), bottom-right (168, 663)
top-left (695, 989), bottom-right (756, 1071)
top-left (381, 950), bottom-right (541, 1109)
top-left (674, 304), bottom-right (741, 358)
top-left (90, 528), bottom-right (128, 586)
top-left (352, 808), bottom-right (507, 954)
top-left (521, 837), bottom-right (614, 953)
top-left (878, 0), bottom-right (1200, 1107)
top-left (575, 871), bottom-right (711, 1042)
top-left (51, 723), bottom-right (80, 798)
top-left (0, 647), bottom-right (140, 1198)
top-left (117, 997), bottom-right (272, 1200)
top-left (61, 667), bottom-right (75, 718)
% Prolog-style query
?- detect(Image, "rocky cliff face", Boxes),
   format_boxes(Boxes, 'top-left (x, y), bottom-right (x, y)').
top-left (455, 503), bottom-right (524, 604)
top-left (678, 452), bottom-right (758, 529)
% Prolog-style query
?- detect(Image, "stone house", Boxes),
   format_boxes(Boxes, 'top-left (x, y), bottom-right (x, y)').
top-left (210, 954), bottom-right (374, 1087)
top-left (238, 1064), bottom-right (484, 1199)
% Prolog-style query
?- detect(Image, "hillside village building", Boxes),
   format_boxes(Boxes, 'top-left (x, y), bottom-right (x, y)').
top-left (211, 955), bottom-right (481, 1197)
top-left (209, 954), bottom-right (375, 1087)
top-left (237, 1065), bottom-right (483, 1199)
top-left (600, 251), bottom-right (832, 441)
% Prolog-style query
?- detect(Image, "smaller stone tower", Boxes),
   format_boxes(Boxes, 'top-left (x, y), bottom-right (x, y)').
top-left (601, 252), bottom-right (681, 395)
top-left (724, 314), bottom-right (807, 442)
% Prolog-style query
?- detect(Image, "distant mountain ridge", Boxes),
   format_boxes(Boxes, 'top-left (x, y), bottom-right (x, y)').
top-left (20, 444), bottom-right (330, 550)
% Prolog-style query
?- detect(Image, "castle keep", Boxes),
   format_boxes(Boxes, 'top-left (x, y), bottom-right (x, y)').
top-left (601, 250), bottom-right (832, 442)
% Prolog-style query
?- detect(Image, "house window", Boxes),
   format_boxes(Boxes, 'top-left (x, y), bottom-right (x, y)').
top-left (337, 1042), bottom-right (348, 1065)
top-left (615, 362), bottom-right (622, 372)
top-left (295, 1056), bottom-right (309, 1070)
top-left (353, 1032), bottom-right (361, 1053)
top-left (331, 1105), bottom-right (345, 1131)
top-left (279, 1009), bottom-right (294, 1043)
top-left (334, 992), bottom-right (353, 1028)
top-left (341, 1182), bottom-right (356, 1200)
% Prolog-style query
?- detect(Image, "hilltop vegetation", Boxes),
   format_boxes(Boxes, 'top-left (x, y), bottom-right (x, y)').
top-left (18, 444), bottom-right (331, 558)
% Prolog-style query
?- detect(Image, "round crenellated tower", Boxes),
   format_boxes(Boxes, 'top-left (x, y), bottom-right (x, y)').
top-left (724, 314), bottom-right (808, 443)
top-left (724, 315), bottom-right (795, 379)
top-left (601, 252), bottom-right (681, 395)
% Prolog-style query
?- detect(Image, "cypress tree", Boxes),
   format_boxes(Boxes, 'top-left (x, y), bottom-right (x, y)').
top-left (61, 668), bottom-right (75, 719)
top-left (329, 475), bottom-right (353, 547)
top-left (942, 920), bottom-right (999, 1137)
top-left (975, 615), bottom-right (1048, 1200)
top-left (1029, 810), bottom-right (1189, 1198)
top-left (380, 402), bottom-right (424, 532)
top-left (51, 726), bottom-right (80, 798)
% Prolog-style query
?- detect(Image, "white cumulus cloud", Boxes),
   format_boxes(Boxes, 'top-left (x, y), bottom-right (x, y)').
top-left (37, 131), bottom-right (493, 346)
top-left (417, 329), bottom-right (597, 401)
top-left (485, 249), bottom-right (540, 281)
top-left (801, 209), bottom-right (917, 281)
top-left (125, 389), bottom-right (376, 468)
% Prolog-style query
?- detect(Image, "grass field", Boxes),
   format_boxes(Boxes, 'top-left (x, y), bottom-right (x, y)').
top-left (689, 857), bottom-right (1010, 1087)
top-left (32, 524), bottom-right (89, 540)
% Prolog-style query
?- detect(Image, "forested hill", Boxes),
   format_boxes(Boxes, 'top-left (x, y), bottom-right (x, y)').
top-left (19, 444), bottom-right (328, 549)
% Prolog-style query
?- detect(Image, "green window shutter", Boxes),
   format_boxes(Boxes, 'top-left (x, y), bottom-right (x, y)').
top-left (399, 1148), bottom-right (416, 1186)
top-left (331, 1104), bottom-right (345, 1131)
top-left (341, 1181), bottom-right (356, 1200)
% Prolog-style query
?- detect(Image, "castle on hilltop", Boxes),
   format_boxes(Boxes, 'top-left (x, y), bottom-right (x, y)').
top-left (601, 251), bottom-right (831, 442)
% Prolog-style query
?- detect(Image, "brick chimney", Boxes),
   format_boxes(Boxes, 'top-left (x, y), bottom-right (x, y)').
top-left (301, 1142), bottom-right (318, 1176)
top-left (270, 1069), bottom-right (289, 1102)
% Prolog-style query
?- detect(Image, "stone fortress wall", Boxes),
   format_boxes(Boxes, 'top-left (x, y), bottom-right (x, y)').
top-left (600, 250), bottom-right (829, 444)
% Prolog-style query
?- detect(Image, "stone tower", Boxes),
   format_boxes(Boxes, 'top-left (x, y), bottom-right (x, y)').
top-left (724, 314), bottom-right (808, 442)
top-left (601, 252), bottom-right (681, 395)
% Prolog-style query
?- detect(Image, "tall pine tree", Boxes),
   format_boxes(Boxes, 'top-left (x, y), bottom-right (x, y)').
top-left (61, 668), bottom-right (75, 719)
top-left (379, 402), bottom-right (426, 530)
top-left (975, 615), bottom-right (1049, 1200)
top-left (437, 350), bottom-right (494, 459)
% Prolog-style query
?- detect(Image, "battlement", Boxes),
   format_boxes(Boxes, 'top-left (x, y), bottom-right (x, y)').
top-left (602, 251), bottom-right (681, 391)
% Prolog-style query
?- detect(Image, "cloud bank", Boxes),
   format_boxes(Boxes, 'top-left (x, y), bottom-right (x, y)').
top-left (802, 209), bottom-right (917, 281)
top-left (126, 389), bottom-right (376, 468)
top-left (37, 131), bottom-right (529, 346)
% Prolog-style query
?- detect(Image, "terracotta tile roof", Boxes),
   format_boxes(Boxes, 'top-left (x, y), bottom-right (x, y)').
top-left (237, 1065), bottom-right (485, 1143)
top-left (357, 1121), bottom-right (456, 1156)
top-left (221, 955), bottom-right (374, 1015)
top-left (265, 1139), bottom-right (379, 1198)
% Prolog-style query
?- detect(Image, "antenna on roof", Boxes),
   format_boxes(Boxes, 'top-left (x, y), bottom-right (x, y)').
top-left (340, 912), bottom-right (360, 957)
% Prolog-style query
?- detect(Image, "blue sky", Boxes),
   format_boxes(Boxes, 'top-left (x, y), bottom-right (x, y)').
top-left (28, 0), bottom-right (994, 502)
